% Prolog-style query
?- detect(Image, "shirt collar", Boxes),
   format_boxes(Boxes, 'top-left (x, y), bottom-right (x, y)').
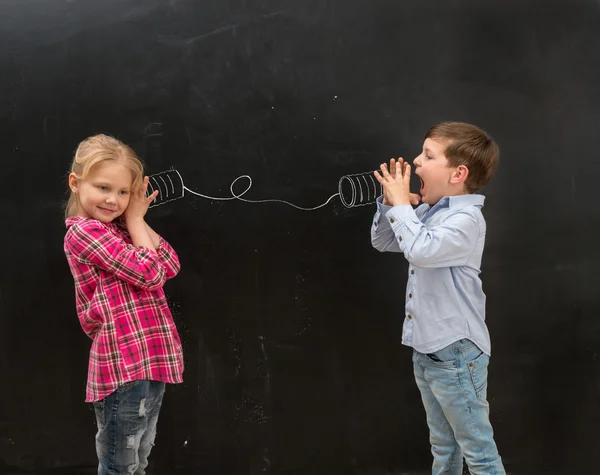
top-left (424, 194), bottom-right (485, 216)
top-left (65, 216), bottom-right (126, 230)
top-left (448, 194), bottom-right (485, 209)
top-left (65, 216), bottom-right (85, 228)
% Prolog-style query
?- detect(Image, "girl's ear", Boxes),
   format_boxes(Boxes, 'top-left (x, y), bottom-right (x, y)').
top-left (68, 173), bottom-right (79, 193)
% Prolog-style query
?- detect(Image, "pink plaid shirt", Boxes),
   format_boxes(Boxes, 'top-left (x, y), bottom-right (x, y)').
top-left (64, 216), bottom-right (184, 402)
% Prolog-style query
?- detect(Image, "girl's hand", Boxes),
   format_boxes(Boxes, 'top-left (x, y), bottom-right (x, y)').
top-left (124, 176), bottom-right (158, 225)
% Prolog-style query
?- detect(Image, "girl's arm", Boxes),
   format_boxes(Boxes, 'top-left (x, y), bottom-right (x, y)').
top-left (145, 222), bottom-right (181, 279)
top-left (65, 220), bottom-right (166, 291)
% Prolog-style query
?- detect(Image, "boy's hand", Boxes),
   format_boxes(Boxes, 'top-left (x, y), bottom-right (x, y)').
top-left (124, 176), bottom-right (159, 225)
top-left (378, 158), bottom-right (402, 205)
top-left (374, 158), bottom-right (420, 206)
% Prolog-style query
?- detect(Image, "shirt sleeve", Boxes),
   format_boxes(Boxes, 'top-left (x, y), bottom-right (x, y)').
top-left (371, 196), bottom-right (403, 252)
top-left (157, 236), bottom-right (181, 279)
top-left (65, 220), bottom-right (167, 291)
top-left (384, 205), bottom-right (481, 268)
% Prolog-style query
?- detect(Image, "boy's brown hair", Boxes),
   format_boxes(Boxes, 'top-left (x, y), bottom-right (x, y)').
top-left (425, 121), bottom-right (499, 193)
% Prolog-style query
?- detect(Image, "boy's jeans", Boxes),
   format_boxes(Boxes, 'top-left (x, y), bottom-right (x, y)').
top-left (93, 380), bottom-right (166, 475)
top-left (413, 339), bottom-right (505, 475)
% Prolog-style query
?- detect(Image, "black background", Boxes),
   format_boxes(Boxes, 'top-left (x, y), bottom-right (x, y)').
top-left (0, 1), bottom-right (598, 473)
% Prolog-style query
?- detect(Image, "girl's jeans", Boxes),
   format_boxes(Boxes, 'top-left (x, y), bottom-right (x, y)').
top-left (93, 380), bottom-right (166, 475)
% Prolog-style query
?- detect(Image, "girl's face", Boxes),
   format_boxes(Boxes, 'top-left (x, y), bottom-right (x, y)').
top-left (69, 161), bottom-right (133, 223)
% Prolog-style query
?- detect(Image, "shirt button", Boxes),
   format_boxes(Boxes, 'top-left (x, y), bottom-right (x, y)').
top-left (398, 236), bottom-right (403, 241)
top-left (390, 218), bottom-right (395, 223)
top-left (410, 269), bottom-right (415, 275)
top-left (407, 314), bottom-right (412, 320)
top-left (409, 293), bottom-right (412, 298)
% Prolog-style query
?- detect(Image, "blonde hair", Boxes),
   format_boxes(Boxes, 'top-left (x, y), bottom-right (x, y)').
top-left (65, 134), bottom-right (144, 218)
top-left (425, 122), bottom-right (499, 193)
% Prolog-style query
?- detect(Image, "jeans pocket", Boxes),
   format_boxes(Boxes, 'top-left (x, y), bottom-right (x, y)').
top-left (118, 380), bottom-right (140, 393)
top-left (424, 351), bottom-right (457, 368)
top-left (467, 352), bottom-right (489, 401)
top-left (93, 399), bottom-right (106, 429)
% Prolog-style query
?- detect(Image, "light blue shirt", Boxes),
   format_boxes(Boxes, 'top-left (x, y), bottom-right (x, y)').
top-left (371, 194), bottom-right (492, 355)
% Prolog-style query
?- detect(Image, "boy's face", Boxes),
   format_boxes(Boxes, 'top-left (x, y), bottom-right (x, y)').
top-left (413, 137), bottom-right (465, 205)
top-left (69, 161), bottom-right (133, 223)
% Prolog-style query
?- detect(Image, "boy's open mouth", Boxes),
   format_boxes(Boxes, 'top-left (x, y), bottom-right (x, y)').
top-left (419, 177), bottom-right (425, 194)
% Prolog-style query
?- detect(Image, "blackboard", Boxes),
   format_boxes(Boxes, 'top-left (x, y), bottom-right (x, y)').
top-left (0, 0), bottom-right (599, 473)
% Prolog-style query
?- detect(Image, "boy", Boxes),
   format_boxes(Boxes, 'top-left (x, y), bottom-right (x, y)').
top-left (371, 122), bottom-right (505, 474)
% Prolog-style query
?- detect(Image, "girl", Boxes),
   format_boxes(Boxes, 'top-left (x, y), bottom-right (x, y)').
top-left (63, 134), bottom-right (184, 475)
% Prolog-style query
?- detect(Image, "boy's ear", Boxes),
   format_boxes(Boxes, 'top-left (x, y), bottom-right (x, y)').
top-left (68, 173), bottom-right (79, 193)
top-left (450, 165), bottom-right (469, 185)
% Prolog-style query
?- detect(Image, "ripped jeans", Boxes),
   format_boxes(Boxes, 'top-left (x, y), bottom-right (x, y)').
top-left (413, 339), bottom-right (505, 475)
top-left (93, 380), bottom-right (166, 475)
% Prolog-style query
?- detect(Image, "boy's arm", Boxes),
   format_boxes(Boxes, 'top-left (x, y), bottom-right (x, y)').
top-left (385, 205), bottom-right (481, 267)
top-left (145, 222), bottom-right (181, 279)
top-left (371, 196), bottom-right (402, 252)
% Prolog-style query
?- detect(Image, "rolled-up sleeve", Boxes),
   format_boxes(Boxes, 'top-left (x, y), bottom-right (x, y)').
top-left (157, 236), bottom-right (181, 279)
top-left (65, 220), bottom-right (167, 291)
